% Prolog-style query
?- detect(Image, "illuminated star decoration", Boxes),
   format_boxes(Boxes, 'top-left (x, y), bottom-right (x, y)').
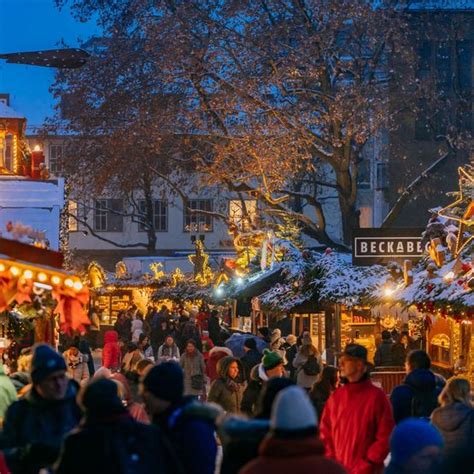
top-left (438, 165), bottom-right (473, 257)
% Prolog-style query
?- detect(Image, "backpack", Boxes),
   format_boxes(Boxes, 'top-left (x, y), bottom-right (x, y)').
top-left (302, 355), bottom-right (320, 376)
top-left (407, 385), bottom-right (439, 419)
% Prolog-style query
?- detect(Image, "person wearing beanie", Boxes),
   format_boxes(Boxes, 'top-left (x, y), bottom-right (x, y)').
top-left (240, 386), bottom-right (346, 474)
top-left (141, 362), bottom-right (221, 474)
top-left (55, 378), bottom-right (181, 474)
top-left (208, 356), bottom-right (246, 414)
top-left (241, 349), bottom-right (285, 416)
top-left (2, 344), bottom-right (82, 474)
top-left (385, 418), bottom-right (444, 474)
top-left (320, 344), bottom-right (394, 474)
top-left (240, 338), bottom-right (262, 383)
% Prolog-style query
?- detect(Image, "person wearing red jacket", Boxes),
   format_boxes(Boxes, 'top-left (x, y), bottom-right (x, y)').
top-left (320, 344), bottom-right (395, 474)
top-left (102, 330), bottom-right (121, 371)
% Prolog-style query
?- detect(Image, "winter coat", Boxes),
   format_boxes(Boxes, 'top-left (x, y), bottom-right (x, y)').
top-left (431, 402), bottom-right (474, 473)
top-left (122, 350), bottom-right (144, 373)
top-left (390, 343), bottom-right (407, 367)
top-left (240, 436), bottom-right (347, 474)
top-left (208, 315), bottom-right (221, 345)
top-left (180, 323), bottom-right (202, 352)
top-left (140, 344), bottom-right (155, 361)
top-left (390, 369), bottom-right (442, 423)
top-left (114, 317), bottom-right (132, 343)
top-left (110, 373), bottom-right (149, 424)
top-left (241, 364), bottom-right (267, 416)
top-left (240, 349), bottom-right (262, 382)
top-left (78, 339), bottom-right (95, 377)
top-left (63, 350), bottom-right (89, 384)
top-left (201, 335), bottom-right (215, 361)
top-left (293, 351), bottom-right (321, 389)
top-left (131, 319), bottom-right (144, 344)
top-left (157, 343), bottom-right (180, 363)
top-left (320, 377), bottom-right (395, 474)
top-left (207, 347), bottom-right (233, 382)
top-left (153, 398), bottom-right (221, 474)
top-left (219, 417), bottom-right (269, 474)
top-left (0, 365), bottom-right (17, 422)
top-left (180, 351), bottom-right (206, 396)
top-left (1, 381), bottom-right (82, 474)
top-left (55, 411), bottom-right (181, 474)
top-left (102, 330), bottom-right (121, 370)
top-left (282, 343), bottom-right (298, 380)
top-left (208, 357), bottom-right (246, 414)
top-left (310, 383), bottom-right (333, 420)
top-left (374, 340), bottom-right (393, 367)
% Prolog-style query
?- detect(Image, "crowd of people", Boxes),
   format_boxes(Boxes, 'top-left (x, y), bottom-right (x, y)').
top-left (0, 305), bottom-right (471, 473)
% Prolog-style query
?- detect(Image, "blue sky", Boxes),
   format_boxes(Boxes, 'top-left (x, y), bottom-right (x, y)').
top-left (0, 0), bottom-right (98, 129)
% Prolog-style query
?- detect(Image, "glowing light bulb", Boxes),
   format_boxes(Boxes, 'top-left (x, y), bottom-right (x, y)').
top-left (23, 270), bottom-right (33, 279)
top-left (10, 266), bottom-right (20, 276)
top-left (51, 276), bottom-right (61, 285)
top-left (73, 281), bottom-right (83, 291)
top-left (0, 264), bottom-right (5, 272)
top-left (236, 277), bottom-right (244, 285)
top-left (37, 272), bottom-right (47, 282)
top-left (383, 287), bottom-right (394, 297)
top-left (443, 271), bottom-right (455, 281)
top-left (64, 278), bottom-right (74, 288)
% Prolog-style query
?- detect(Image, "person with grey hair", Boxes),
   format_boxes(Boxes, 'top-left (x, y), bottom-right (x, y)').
top-left (431, 377), bottom-right (474, 473)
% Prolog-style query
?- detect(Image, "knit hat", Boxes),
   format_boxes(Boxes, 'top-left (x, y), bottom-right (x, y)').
top-left (81, 378), bottom-right (125, 414)
top-left (31, 344), bottom-right (67, 385)
top-left (244, 338), bottom-right (257, 350)
top-left (390, 418), bottom-right (443, 465)
top-left (340, 343), bottom-right (368, 362)
top-left (270, 386), bottom-right (317, 432)
top-left (262, 349), bottom-right (284, 370)
top-left (142, 361), bottom-right (184, 402)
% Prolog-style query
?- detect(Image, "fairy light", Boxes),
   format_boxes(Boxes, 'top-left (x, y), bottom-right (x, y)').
top-left (64, 278), bottom-right (74, 288)
top-left (12, 135), bottom-right (18, 174)
top-left (73, 281), bottom-right (83, 291)
top-left (51, 276), bottom-right (61, 285)
top-left (443, 271), bottom-right (455, 282)
top-left (37, 272), bottom-right (47, 282)
top-left (23, 270), bottom-right (33, 279)
top-left (10, 266), bottom-right (20, 276)
top-left (0, 264), bottom-right (5, 272)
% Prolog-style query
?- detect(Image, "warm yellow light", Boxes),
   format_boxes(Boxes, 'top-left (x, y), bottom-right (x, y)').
top-left (37, 272), bottom-right (47, 282)
top-left (64, 278), bottom-right (74, 288)
top-left (33, 144), bottom-right (42, 152)
top-left (23, 270), bottom-right (33, 279)
top-left (443, 271), bottom-right (455, 282)
top-left (0, 264), bottom-right (5, 272)
top-left (51, 276), bottom-right (61, 285)
top-left (73, 281), bottom-right (83, 291)
top-left (383, 287), bottom-right (394, 297)
top-left (10, 266), bottom-right (20, 276)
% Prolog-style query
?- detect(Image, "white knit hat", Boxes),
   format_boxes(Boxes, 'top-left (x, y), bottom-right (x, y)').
top-left (270, 385), bottom-right (318, 431)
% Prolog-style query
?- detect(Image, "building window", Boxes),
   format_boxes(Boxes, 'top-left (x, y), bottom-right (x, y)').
top-left (357, 159), bottom-right (371, 190)
top-left (49, 144), bottom-right (63, 175)
top-left (229, 200), bottom-right (257, 230)
top-left (184, 199), bottom-right (213, 232)
top-left (375, 162), bottom-right (388, 190)
top-left (138, 200), bottom-right (168, 232)
top-left (94, 199), bottom-right (123, 232)
top-left (359, 206), bottom-right (373, 228)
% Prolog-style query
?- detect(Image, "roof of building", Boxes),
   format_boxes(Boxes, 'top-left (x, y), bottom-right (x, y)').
top-left (0, 101), bottom-right (25, 120)
top-left (408, 0), bottom-right (474, 10)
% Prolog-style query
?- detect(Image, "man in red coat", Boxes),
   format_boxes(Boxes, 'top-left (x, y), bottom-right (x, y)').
top-left (320, 344), bottom-right (395, 474)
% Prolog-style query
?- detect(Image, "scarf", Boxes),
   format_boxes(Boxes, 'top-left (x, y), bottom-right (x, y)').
top-left (225, 378), bottom-right (241, 393)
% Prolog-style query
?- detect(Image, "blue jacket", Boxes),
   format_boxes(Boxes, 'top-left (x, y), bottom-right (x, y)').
top-left (153, 398), bottom-right (221, 474)
top-left (390, 369), bottom-right (443, 423)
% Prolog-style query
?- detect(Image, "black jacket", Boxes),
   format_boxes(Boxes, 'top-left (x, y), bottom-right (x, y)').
top-left (0, 381), bottom-right (82, 474)
top-left (240, 350), bottom-right (261, 382)
top-left (55, 411), bottom-right (182, 474)
top-left (374, 340), bottom-right (393, 367)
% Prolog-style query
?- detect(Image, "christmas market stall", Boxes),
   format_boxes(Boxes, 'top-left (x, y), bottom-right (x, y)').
top-left (0, 237), bottom-right (89, 364)
top-left (391, 165), bottom-right (473, 381)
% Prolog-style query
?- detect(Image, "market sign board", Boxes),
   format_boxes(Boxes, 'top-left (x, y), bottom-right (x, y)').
top-left (352, 228), bottom-right (424, 266)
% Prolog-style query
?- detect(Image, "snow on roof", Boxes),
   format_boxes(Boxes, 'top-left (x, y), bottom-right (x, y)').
top-left (0, 102), bottom-right (25, 120)
top-left (408, 0), bottom-right (474, 10)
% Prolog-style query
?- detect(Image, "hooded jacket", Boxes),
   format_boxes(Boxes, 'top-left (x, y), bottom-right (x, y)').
top-left (0, 365), bottom-right (17, 422)
top-left (219, 417), bottom-right (269, 474)
top-left (102, 330), bottom-right (121, 370)
top-left (320, 377), bottom-right (394, 474)
top-left (431, 402), bottom-right (474, 473)
top-left (208, 357), bottom-right (246, 414)
top-left (153, 398), bottom-right (221, 474)
top-left (206, 347), bottom-right (232, 382)
top-left (1, 381), bottom-right (82, 474)
top-left (240, 436), bottom-right (347, 474)
top-left (390, 369), bottom-right (442, 423)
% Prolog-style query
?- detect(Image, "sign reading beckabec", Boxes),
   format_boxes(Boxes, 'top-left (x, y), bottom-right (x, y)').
top-left (352, 228), bottom-right (424, 266)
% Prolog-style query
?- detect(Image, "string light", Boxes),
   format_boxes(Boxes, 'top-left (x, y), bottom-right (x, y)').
top-left (23, 270), bottom-right (33, 279)
top-left (9, 267), bottom-right (20, 276)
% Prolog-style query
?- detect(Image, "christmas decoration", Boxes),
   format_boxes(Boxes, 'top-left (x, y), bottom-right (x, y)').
top-left (189, 240), bottom-right (214, 286)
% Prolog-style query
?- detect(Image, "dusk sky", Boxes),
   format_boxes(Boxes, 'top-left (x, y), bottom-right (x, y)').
top-left (0, 0), bottom-right (98, 129)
